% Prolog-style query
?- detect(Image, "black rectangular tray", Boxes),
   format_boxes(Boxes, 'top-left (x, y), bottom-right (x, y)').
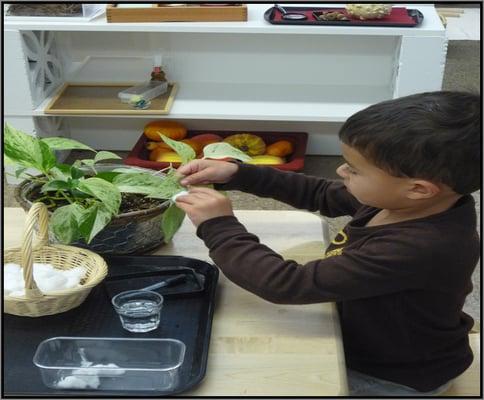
top-left (3, 255), bottom-right (219, 397)
top-left (264, 6), bottom-right (424, 27)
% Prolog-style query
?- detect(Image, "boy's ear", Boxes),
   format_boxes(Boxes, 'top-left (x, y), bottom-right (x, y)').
top-left (406, 180), bottom-right (441, 200)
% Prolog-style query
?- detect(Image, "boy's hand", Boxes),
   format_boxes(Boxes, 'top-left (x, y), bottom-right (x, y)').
top-left (175, 186), bottom-right (234, 227)
top-left (177, 160), bottom-right (238, 186)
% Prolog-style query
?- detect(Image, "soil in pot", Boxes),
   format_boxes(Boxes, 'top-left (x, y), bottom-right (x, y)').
top-left (27, 185), bottom-right (166, 213)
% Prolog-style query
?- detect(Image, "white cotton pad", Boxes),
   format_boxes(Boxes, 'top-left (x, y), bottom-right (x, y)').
top-left (3, 262), bottom-right (87, 296)
top-left (36, 274), bottom-right (68, 293)
top-left (57, 374), bottom-right (100, 389)
top-left (92, 363), bottom-right (126, 376)
top-left (172, 190), bottom-right (189, 202)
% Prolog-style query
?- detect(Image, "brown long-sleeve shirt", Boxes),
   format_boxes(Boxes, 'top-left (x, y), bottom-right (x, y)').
top-left (197, 164), bottom-right (479, 391)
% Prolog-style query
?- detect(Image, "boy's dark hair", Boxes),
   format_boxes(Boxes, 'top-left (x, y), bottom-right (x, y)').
top-left (338, 91), bottom-right (481, 194)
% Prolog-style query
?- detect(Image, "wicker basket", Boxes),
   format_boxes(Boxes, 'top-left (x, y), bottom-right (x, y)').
top-left (4, 203), bottom-right (108, 317)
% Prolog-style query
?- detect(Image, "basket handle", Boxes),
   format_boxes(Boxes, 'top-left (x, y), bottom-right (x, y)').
top-left (21, 202), bottom-right (50, 298)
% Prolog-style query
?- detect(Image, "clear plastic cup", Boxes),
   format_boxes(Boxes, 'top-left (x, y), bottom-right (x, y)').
top-left (112, 290), bottom-right (163, 333)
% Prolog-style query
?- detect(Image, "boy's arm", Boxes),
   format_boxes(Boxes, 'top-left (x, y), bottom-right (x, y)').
top-left (216, 164), bottom-right (361, 217)
top-left (197, 216), bottom-right (427, 304)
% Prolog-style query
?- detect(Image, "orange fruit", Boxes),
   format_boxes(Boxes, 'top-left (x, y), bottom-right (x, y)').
top-left (265, 140), bottom-right (294, 157)
top-left (181, 139), bottom-right (203, 155)
top-left (191, 133), bottom-right (223, 147)
top-left (151, 151), bottom-right (182, 163)
top-left (145, 141), bottom-right (172, 151)
top-left (149, 146), bottom-right (171, 161)
top-left (143, 120), bottom-right (187, 141)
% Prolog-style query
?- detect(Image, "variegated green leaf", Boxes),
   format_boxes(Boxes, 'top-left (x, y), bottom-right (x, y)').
top-left (161, 203), bottom-right (185, 243)
top-left (112, 172), bottom-right (166, 195)
top-left (78, 202), bottom-right (113, 243)
top-left (94, 151), bottom-right (121, 163)
top-left (41, 137), bottom-right (95, 152)
top-left (203, 142), bottom-right (252, 162)
top-left (50, 203), bottom-right (85, 244)
top-left (77, 177), bottom-right (121, 215)
top-left (159, 134), bottom-right (196, 165)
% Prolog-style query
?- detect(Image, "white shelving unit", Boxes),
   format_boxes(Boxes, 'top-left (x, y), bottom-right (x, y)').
top-left (4, 3), bottom-right (447, 171)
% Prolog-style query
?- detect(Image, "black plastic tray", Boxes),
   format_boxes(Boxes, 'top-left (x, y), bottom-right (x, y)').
top-left (264, 6), bottom-right (424, 27)
top-left (3, 255), bottom-right (219, 397)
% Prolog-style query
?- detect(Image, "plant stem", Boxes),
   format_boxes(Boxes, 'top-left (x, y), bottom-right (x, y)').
top-left (57, 191), bottom-right (74, 204)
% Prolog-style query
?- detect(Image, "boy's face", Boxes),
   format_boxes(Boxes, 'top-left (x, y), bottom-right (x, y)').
top-left (336, 143), bottom-right (415, 209)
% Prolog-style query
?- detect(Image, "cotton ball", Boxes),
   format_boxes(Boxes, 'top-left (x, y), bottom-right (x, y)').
top-left (172, 190), bottom-right (189, 202)
top-left (33, 263), bottom-right (70, 292)
top-left (57, 375), bottom-right (100, 389)
top-left (36, 274), bottom-right (68, 293)
top-left (63, 267), bottom-right (87, 289)
top-left (9, 290), bottom-right (26, 297)
top-left (73, 367), bottom-right (100, 376)
top-left (57, 375), bottom-right (90, 389)
top-left (92, 363), bottom-right (126, 376)
top-left (4, 263), bottom-right (21, 275)
top-left (4, 263), bottom-right (24, 296)
top-left (33, 263), bottom-right (58, 281)
top-left (70, 367), bottom-right (102, 388)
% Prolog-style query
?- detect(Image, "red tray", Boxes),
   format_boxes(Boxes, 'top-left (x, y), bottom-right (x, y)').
top-left (124, 130), bottom-right (308, 171)
top-left (264, 6), bottom-right (423, 27)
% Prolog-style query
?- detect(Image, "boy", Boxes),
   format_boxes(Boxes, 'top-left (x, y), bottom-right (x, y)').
top-left (175, 91), bottom-right (480, 396)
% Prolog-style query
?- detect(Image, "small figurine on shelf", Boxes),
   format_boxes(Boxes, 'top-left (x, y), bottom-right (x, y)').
top-left (151, 55), bottom-right (168, 83)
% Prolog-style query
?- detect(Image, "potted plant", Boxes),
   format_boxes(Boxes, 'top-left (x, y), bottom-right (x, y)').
top-left (4, 123), bottom-right (251, 255)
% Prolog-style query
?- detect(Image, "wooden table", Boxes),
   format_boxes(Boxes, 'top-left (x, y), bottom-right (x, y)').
top-left (4, 208), bottom-right (348, 396)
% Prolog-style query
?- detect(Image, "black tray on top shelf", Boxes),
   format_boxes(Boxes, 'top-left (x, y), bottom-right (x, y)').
top-left (264, 5), bottom-right (424, 27)
top-left (3, 255), bottom-right (219, 397)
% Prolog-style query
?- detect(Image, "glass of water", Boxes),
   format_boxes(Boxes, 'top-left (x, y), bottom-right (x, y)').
top-left (112, 290), bottom-right (164, 333)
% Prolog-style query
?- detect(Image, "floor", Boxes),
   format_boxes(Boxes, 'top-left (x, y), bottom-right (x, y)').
top-left (3, 23), bottom-right (481, 322)
top-left (439, 7), bottom-right (481, 40)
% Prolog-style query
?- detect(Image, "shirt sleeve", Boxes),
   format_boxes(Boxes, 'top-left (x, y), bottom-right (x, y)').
top-left (216, 164), bottom-right (362, 217)
top-left (197, 216), bottom-right (429, 305)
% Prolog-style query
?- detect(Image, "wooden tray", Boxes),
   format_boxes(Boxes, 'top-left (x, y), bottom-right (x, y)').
top-left (106, 3), bottom-right (247, 23)
top-left (45, 82), bottom-right (178, 115)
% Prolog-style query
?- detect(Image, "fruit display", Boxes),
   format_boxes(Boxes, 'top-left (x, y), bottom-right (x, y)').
top-left (143, 121), bottom-right (298, 167)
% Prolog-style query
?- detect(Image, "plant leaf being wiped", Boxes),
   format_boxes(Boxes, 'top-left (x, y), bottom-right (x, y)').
top-left (113, 172), bottom-right (166, 195)
top-left (203, 142), bottom-right (252, 162)
top-left (148, 169), bottom-right (185, 200)
top-left (159, 134), bottom-right (196, 165)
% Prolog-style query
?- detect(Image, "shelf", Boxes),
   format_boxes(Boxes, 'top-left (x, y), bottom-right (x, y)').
top-left (33, 82), bottom-right (391, 122)
top-left (4, 4), bottom-right (444, 36)
top-left (44, 82), bottom-right (177, 115)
